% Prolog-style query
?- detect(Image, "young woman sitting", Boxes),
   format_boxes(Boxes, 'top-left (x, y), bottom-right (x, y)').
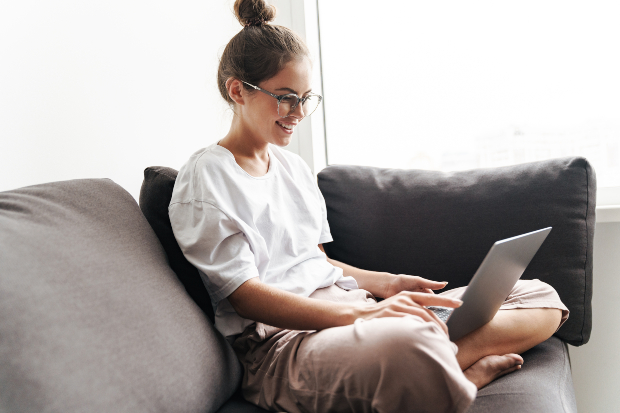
top-left (169, 1), bottom-right (569, 411)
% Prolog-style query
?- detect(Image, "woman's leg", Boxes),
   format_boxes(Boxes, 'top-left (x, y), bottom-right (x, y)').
top-left (234, 315), bottom-right (478, 413)
top-left (457, 308), bottom-right (561, 388)
top-left (456, 308), bottom-right (562, 370)
top-left (440, 279), bottom-right (569, 389)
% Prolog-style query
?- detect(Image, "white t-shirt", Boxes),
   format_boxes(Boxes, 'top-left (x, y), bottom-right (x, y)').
top-left (169, 142), bottom-right (358, 338)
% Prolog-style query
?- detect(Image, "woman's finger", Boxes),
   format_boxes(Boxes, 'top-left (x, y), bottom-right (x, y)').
top-left (398, 305), bottom-right (448, 335)
top-left (414, 277), bottom-right (448, 291)
top-left (402, 291), bottom-right (463, 308)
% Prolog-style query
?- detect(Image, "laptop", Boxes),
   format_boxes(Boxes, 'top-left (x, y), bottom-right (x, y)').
top-left (427, 227), bottom-right (552, 342)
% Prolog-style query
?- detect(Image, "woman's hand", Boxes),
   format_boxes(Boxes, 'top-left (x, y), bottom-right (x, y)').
top-left (353, 291), bottom-right (462, 335)
top-left (383, 274), bottom-right (448, 298)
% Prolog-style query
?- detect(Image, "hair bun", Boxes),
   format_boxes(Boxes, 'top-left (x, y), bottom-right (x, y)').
top-left (234, 0), bottom-right (276, 27)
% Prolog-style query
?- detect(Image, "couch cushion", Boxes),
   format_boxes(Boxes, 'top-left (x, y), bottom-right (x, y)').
top-left (0, 179), bottom-right (241, 412)
top-left (216, 392), bottom-right (271, 413)
top-left (318, 157), bottom-right (595, 346)
top-left (139, 166), bottom-right (214, 322)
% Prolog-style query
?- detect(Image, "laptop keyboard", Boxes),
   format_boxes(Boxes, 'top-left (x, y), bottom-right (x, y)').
top-left (426, 306), bottom-right (454, 322)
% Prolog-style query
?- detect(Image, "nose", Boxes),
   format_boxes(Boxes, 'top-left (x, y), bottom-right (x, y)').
top-left (288, 101), bottom-right (305, 119)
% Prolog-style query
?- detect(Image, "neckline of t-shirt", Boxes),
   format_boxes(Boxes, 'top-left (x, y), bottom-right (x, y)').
top-left (214, 141), bottom-right (276, 180)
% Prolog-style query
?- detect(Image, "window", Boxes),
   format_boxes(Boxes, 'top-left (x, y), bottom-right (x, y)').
top-left (318, 0), bottom-right (620, 201)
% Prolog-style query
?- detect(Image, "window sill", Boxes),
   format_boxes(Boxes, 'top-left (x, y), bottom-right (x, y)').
top-left (596, 206), bottom-right (620, 223)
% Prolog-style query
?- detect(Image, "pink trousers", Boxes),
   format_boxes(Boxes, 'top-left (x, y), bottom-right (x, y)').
top-left (232, 279), bottom-right (569, 413)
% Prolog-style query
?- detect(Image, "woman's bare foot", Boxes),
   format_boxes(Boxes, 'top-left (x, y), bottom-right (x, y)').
top-left (463, 354), bottom-right (523, 389)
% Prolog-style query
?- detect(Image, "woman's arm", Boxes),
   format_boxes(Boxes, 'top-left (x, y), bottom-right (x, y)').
top-left (318, 244), bottom-right (448, 298)
top-left (228, 277), bottom-right (356, 330)
top-left (228, 277), bottom-right (462, 333)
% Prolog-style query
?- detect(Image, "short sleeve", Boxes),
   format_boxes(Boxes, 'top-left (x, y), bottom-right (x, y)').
top-left (316, 182), bottom-right (333, 244)
top-left (169, 200), bottom-right (259, 303)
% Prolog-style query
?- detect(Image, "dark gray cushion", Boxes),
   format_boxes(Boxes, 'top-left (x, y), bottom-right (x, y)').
top-left (318, 157), bottom-right (595, 346)
top-left (216, 392), bottom-right (270, 413)
top-left (139, 166), bottom-right (214, 322)
top-left (467, 337), bottom-right (577, 413)
top-left (0, 179), bottom-right (241, 412)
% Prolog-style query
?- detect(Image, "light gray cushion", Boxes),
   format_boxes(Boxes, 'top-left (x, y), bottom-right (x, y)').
top-left (0, 178), bottom-right (241, 412)
top-left (318, 157), bottom-right (595, 346)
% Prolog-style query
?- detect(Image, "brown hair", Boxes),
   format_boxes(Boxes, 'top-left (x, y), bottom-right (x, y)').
top-left (217, 0), bottom-right (310, 104)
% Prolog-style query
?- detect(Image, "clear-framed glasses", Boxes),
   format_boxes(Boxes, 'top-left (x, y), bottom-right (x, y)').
top-left (242, 80), bottom-right (323, 119)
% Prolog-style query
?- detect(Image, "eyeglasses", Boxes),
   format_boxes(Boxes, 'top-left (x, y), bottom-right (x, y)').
top-left (242, 81), bottom-right (323, 119)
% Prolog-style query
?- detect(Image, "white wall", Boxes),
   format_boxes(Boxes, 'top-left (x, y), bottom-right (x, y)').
top-left (570, 222), bottom-right (620, 412)
top-left (0, 0), bottom-right (324, 200)
top-left (0, 1), bottom-right (242, 200)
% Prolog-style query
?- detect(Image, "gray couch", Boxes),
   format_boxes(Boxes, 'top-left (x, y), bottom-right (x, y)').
top-left (0, 156), bottom-right (594, 412)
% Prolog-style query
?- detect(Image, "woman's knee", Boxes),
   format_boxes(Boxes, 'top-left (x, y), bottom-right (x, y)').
top-left (348, 317), bottom-right (461, 380)
top-left (309, 316), bottom-right (456, 373)
top-left (514, 278), bottom-right (556, 293)
top-left (355, 317), bottom-right (477, 411)
top-left (298, 316), bottom-right (476, 412)
top-left (507, 278), bottom-right (565, 304)
top-left (367, 316), bottom-right (451, 350)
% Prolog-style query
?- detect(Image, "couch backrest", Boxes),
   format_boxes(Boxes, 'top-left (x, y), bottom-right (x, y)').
top-left (0, 179), bottom-right (241, 412)
top-left (139, 166), bottom-right (215, 322)
top-left (318, 157), bottom-right (595, 346)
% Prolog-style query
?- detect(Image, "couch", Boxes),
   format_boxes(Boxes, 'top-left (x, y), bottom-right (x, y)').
top-left (0, 156), bottom-right (594, 412)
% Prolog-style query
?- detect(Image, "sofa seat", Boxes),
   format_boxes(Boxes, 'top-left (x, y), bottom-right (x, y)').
top-left (213, 336), bottom-right (575, 413)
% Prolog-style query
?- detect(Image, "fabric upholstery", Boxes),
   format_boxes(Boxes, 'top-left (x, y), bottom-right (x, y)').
top-left (139, 166), bottom-right (214, 322)
top-left (0, 178), bottom-right (241, 413)
top-left (318, 157), bottom-right (595, 346)
top-left (216, 392), bottom-right (270, 413)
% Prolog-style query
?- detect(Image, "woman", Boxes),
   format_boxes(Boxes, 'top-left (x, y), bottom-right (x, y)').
top-left (169, 1), bottom-right (569, 412)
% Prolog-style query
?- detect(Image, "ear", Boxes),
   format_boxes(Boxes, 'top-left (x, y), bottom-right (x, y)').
top-left (226, 78), bottom-right (245, 105)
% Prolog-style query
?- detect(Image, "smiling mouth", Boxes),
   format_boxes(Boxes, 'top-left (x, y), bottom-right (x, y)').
top-left (276, 121), bottom-right (296, 131)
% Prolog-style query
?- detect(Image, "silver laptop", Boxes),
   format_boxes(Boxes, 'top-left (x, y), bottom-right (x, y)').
top-left (428, 227), bottom-right (552, 342)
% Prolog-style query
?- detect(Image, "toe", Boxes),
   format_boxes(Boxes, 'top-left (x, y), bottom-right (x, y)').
top-left (505, 353), bottom-right (524, 365)
top-left (494, 355), bottom-right (521, 372)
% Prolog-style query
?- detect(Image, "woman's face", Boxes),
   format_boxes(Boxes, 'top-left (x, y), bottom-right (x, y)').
top-left (242, 57), bottom-right (313, 147)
